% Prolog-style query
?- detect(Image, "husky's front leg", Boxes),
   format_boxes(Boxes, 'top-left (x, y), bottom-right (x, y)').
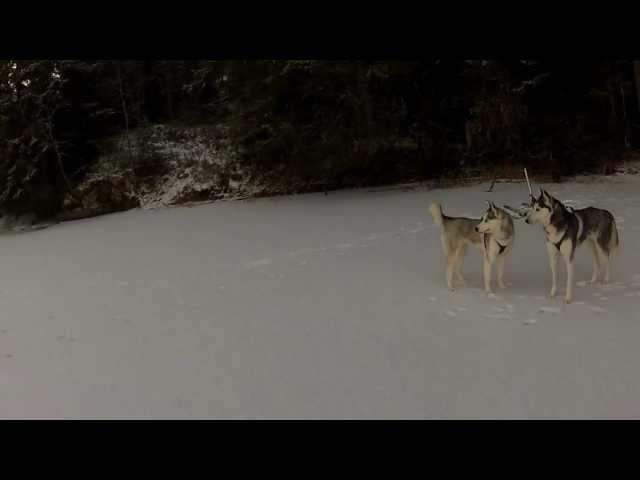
top-left (483, 254), bottom-right (494, 294)
top-left (560, 244), bottom-right (575, 303)
top-left (496, 255), bottom-right (507, 289)
top-left (565, 258), bottom-right (575, 303)
top-left (546, 242), bottom-right (559, 298)
top-left (587, 240), bottom-right (600, 283)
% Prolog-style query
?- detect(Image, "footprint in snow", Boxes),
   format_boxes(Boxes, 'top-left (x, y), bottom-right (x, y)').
top-left (589, 305), bottom-right (606, 313)
top-left (484, 312), bottom-right (512, 320)
top-left (523, 318), bottom-right (538, 325)
top-left (245, 258), bottom-right (273, 269)
top-left (444, 310), bottom-right (457, 318)
top-left (428, 297), bottom-right (437, 302)
top-left (539, 306), bottom-right (560, 315)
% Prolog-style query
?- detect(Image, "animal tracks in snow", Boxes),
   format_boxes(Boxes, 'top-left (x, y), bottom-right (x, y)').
top-left (483, 312), bottom-right (513, 320)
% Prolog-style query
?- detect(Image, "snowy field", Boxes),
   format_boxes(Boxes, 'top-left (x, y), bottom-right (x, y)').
top-left (1, 169), bottom-right (640, 419)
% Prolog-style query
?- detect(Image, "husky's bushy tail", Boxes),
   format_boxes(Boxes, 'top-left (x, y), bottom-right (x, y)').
top-left (429, 202), bottom-right (444, 227)
top-left (609, 217), bottom-right (619, 260)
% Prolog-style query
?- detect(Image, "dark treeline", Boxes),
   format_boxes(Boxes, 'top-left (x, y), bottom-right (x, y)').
top-left (1, 60), bottom-right (639, 220)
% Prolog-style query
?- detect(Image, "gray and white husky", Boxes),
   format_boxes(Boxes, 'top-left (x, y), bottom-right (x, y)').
top-left (524, 188), bottom-right (619, 303)
top-left (430, 201), bottom-right (515, 293)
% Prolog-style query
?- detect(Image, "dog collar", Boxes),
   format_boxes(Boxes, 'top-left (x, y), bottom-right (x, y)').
top-left (548, 229), bottom-right (568, 251)
top-left (484, 234), bottom-right (509, 255)
top-left (496, 241), bottom-right (508, 255)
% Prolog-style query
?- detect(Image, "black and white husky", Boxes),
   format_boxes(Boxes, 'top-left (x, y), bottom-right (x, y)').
top-left (524, 188), bottom-right (619, 303)
top-left (430, 201), bottom-right (515, 294)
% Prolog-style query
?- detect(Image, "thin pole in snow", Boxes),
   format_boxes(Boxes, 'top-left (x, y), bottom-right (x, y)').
top-left (524, 168), bottom-right (532, 197)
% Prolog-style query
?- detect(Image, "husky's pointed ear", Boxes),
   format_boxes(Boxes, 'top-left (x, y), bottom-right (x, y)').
top-left (543, 189), bottom-right (559, 206)
top-left (490, 201), bottom-right (498, 212)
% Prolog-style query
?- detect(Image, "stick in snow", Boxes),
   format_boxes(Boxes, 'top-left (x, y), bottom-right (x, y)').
top-left (524, 168), bottom-right (533, 199)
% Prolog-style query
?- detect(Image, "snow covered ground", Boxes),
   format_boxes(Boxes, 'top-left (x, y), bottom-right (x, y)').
top-left (1, 169), bottom-right (640, 418)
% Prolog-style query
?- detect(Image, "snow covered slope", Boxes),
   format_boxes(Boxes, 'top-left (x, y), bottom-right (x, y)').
top-left (1, 170), bottom-right (640, 418)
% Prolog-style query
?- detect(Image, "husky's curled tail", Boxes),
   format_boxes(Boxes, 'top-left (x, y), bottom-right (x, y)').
top-left (429, 202), bottom-right (444, 227)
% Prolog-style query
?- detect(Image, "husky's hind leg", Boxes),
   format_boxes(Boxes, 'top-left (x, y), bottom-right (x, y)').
top-left (606, 222), bottom-right (619, 283)
top-left (446, 254), bottom-right (457, 291)
top-left (594, 241), bottom-right (611, 284)
top-left (587, 239), bottom-right (600, 284)
top-left (454, 244), bottom-right (468, 286)
top-left (441, 236), bottom-right (456, 291)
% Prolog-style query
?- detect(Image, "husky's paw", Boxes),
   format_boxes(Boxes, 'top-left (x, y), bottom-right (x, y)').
top-left (587, 278), bottom-right (598, 285)
top-left (564, 297), bottom-right (572, 304)
top-left (548, 289), bottom-right (557, 299)
top-left (498, 282), bottom-right (507, 289)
